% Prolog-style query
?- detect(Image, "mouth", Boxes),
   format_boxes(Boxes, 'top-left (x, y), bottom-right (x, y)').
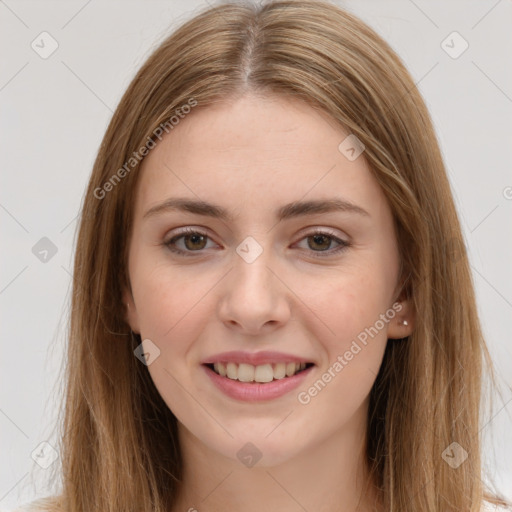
top-left (203, 361), bottom-right (315, 383)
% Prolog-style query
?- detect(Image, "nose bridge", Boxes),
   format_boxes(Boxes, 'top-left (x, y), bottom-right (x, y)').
top-left (217, 233), bottom-right (290, 332)
top-left (232, 234), bottom-right (276, 297)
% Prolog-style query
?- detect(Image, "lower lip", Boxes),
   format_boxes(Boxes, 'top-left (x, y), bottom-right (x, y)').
top-left (202, 364), bottom-right (314, 402)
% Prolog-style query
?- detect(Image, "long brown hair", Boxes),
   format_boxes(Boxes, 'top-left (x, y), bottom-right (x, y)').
top-left (33, 1), bottom-right (511, 511)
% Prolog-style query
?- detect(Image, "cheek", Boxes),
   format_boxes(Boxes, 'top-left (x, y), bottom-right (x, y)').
top-left (296, 274), bottom-right (390, 418)
top-left (131, 259), bottom-right (213, 343)
top-left (131, 266), bottom-right (222, 439)
top-left (304, 266), bottom-right (393, 402)
top-left (306, 265), bottom-right (392, 341)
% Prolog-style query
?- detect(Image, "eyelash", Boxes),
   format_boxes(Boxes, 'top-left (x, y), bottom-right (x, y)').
top-left (163, 227), bottom-right (350, 259)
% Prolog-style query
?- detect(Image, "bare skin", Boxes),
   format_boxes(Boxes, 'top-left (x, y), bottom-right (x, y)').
top-left (124, 93), bottom-right (414, 512)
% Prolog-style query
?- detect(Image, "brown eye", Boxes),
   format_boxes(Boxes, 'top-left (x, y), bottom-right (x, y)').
top-left (164, 228), bottom-right (215, 256)
top-left (295, 230), bottom-right (350, 258)
top-left (307, 234), bottom-right (333, 251)
top-left (182, 233), bottom-right (208, 251)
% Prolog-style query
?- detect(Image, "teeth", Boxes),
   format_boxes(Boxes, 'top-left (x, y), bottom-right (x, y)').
top-left (286, 362), bottom-right (297, 377)
top-left (226, 362), bottom-right (237, 379)
top-left (238, 363), bottom-right (255, 382)
top-left (211, 361), bottom-right (309, 382)
top-left (273, 362), bottom-right (286, 379)
top-left (213, 362), bottom-right (227, 377)
top-left (254, 364), bottom-right (274, 383)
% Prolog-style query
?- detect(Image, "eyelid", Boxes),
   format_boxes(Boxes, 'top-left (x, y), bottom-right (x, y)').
top-left (164, 226), bottom-right (217, 246)
top-left (163, 226), bottom-right (350, 258)
top-left (295, 225), bottom-right (347, 241)
top-left (291, 228), bottom-right (350, 258)
top-left (165, 225), bottom-right (347, 242)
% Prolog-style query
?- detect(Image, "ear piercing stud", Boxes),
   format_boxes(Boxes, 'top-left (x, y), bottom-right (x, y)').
top-left (402, 319), bottom-right (408, 326)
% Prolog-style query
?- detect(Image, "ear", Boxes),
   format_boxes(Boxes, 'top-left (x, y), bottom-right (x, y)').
top-left (386, 297), bottom-right (415, 340)
top-left (122, 287), bottom-right (141, 334)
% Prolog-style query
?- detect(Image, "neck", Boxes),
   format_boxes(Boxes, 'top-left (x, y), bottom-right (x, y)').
top-left (171, 402), bottom-right (382, 512)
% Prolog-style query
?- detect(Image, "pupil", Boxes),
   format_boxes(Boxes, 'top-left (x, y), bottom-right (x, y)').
top-left (311, 235), bottom-right (329, 250)
top-left (186, 234), bottom-right (206, 250)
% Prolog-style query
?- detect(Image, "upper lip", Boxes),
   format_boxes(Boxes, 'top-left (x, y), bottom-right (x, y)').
top-left (201, 351), bottom-right (314, 366)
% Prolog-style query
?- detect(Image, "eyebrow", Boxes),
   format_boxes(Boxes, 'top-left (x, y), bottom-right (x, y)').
top-left (143, 197), bottom-right (370, 222)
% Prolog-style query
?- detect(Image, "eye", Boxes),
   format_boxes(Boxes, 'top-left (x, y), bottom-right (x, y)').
top-left (164, 227), bottom-right (216, 256)
top-left (294, 229), bottom-right (350, 258)
top-left (163, 227), bottom-right (350, 258)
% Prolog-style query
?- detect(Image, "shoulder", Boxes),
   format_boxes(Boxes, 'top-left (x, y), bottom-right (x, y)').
top-left (9, 497), bottom-right (512, 512)
top-left (7, 497), bottom-right (56, 512)
top-left (482, 502), bottom-right (512, 512)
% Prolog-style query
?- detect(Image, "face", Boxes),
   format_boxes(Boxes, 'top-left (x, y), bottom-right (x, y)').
top-left (124, 93), bottom-right (414, 466)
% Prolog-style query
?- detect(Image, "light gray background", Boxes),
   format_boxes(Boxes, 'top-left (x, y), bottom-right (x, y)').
top-left (1, 0), bottom-right (511, 509)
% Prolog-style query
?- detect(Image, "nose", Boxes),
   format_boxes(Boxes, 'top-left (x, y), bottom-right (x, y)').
top-left (217, 243), bottom-right (291, 335)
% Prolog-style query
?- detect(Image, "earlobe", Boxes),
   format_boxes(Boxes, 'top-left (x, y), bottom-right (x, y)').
top-left (387, 299), bottom-right (415, 339)
top-left (122, 288), bottom-right (140, 334)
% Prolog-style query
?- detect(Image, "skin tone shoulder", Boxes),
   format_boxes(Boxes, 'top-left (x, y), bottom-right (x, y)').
top-left (124, 93), bottom-right (415, 512)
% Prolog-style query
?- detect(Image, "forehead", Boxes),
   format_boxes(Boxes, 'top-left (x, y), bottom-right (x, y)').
top-left (134, 94), bottom-right (388, 221)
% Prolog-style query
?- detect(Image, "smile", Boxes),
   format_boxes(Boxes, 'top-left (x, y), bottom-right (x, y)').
top-left (207, 361), bottom-right (314, 383)
top-left (202, 362), bottom-right (315, 402)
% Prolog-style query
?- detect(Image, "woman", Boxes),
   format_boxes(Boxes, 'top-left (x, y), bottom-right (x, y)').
top-left (12, 1), bottom-right (511, 511)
